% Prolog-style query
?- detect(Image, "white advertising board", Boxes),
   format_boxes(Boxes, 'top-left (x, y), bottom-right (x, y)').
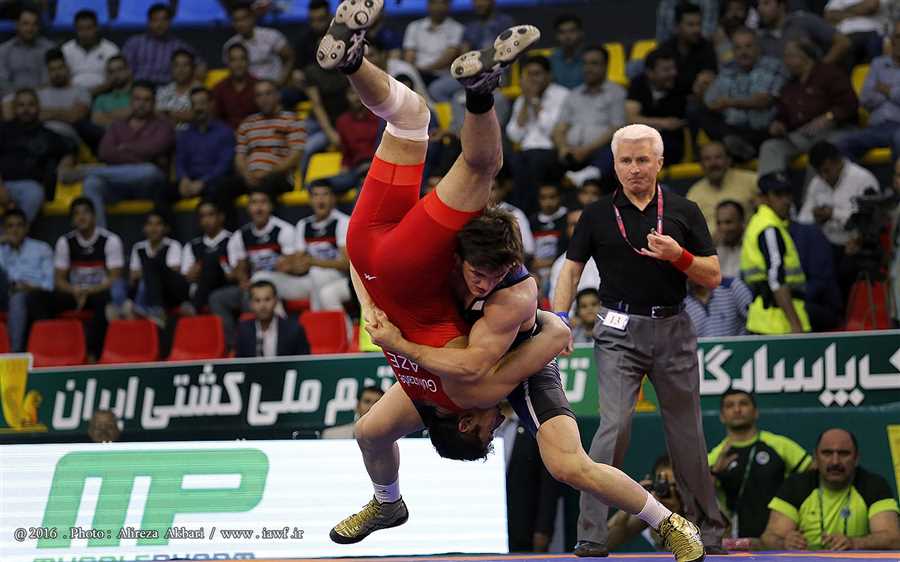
top-left (0, 439), bottom-right (508, 561)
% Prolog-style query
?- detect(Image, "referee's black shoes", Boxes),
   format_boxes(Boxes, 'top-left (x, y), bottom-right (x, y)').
top-left (573, 540), bottom-right (609, 557)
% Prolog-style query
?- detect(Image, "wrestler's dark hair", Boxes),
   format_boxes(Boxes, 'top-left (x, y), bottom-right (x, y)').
top-left (457, 207), bottom-right (524, 272)
top-left (419, 406), bottom-right (492, 461)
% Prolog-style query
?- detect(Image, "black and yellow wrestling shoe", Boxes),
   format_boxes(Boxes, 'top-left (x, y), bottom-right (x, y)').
top-left (657, 513), bottom-right (705, 562)
top-left (450, 25), bottom-right (540, 93)
top-left (329, 496), bottom-right (409, 544)
top-left (317, 0), bottom-right (384, 72)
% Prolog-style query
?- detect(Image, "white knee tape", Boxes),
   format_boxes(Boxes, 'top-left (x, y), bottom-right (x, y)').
top-left (366, 75), bottom-right (430, 142)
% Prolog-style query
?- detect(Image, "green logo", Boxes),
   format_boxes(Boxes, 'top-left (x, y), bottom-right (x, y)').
top-left (39, 449), bottom-right (268, 548)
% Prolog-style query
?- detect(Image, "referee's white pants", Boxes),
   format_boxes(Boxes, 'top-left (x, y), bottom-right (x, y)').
top-left (251, 268), bottom-right (348, 310)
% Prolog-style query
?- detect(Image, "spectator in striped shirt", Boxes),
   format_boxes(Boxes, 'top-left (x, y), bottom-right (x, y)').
top-left (684, 277), bottom-right (754, 337)
top-left (121, 3), bottom-right (202, 87)
top-left (212, 79), bottom-right (305, 207)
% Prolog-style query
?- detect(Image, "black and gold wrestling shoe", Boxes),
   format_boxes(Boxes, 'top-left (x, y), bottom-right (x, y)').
top-left (450, 25), bottom-right (541, 93)
top-left (329, 496), bottom-right (409, 544)
top-left (317, 0), bottom-right (384, 71)
top-left (657, 513), bottom-right (705, 562)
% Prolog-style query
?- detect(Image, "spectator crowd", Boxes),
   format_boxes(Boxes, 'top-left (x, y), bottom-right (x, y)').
top-left (1, 0), bottom-right (900, 359)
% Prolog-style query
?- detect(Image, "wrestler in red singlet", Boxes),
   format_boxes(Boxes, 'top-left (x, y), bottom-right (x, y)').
top-left (346, 157), bottom-right (481, 411)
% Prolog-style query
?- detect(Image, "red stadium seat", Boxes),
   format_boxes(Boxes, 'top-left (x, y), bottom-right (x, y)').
top-left (0, 322), bottom-right (9, 353)
top-left (168, 315), bottom-right (226, 361)
top-left (300, 311), bottom-right (349, 354)
top-left (59, 309), bottom-right (93, 321)
top-left (100, 319), bottom-right (159, 364)
top-left (27, 320), bottom-right (86, 367)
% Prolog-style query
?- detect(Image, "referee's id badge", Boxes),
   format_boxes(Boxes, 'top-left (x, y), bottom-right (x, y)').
top-left (601, 311), bottom-right (630, 331)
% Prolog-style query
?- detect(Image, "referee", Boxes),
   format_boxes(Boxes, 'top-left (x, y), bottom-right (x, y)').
top-left (552, 124), bottom-right (726, 556)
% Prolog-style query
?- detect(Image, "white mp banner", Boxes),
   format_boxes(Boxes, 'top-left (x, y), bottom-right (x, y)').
top-left (0, 439), bottom-right (508, 561)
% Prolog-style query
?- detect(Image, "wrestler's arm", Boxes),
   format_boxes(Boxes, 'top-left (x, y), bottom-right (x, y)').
top-left (456, 310), bottom-right (570, 406)
top-left (368, 287), bottom-right (533, 382)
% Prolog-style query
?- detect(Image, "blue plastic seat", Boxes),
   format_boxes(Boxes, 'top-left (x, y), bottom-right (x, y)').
top-left (54, 0), bottom-right (110, 27)
top-left (175, 0), bottom-right (228, 25)
top-left (112, 0), bottom-right (159, 26)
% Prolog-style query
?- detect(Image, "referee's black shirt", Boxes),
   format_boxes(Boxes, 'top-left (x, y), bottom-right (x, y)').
top-left (567, 186), bottom-right (716, 308)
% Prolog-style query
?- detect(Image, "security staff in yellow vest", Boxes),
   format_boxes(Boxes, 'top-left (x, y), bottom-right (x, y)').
top-left (740, 173), bottom-right (811, 334)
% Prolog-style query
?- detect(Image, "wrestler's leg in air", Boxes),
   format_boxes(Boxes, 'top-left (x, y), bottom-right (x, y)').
top-left (435, 25), bottom-right (540, 212)
top-left (320, 0), bottom-right (431, 544)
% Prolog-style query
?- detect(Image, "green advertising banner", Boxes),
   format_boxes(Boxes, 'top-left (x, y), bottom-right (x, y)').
top-left (2, 330), bottom-right (899, 436)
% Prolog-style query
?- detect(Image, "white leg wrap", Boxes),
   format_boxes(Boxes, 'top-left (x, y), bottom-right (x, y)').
top-left (366, 75), bottom-right (430, 142)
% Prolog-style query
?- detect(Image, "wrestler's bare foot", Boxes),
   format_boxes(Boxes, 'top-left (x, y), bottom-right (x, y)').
top-left (317, 0), bottom-right (384, 71)
top-left (451, 25), bottom-right (541, 93)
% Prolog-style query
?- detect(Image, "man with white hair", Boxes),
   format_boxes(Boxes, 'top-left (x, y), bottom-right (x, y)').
top-left (553, 123), bottom-right (727, 556)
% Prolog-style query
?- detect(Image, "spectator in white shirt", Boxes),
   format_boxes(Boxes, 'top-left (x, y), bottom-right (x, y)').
top-left (552, 46), bottom-right (627, 188)
top-left (506, 55), bottom-right (570, 214)
top-left (49, 197), bottom-right (126, 360)
top-left (293, 183), bottom-right (352, 312)
top-left (403, 0), bottom-right (464, 84)
top-left (61, 9), bottom-right (120, 95)
top-left (210, 189), bottom-right (297, 349)
top-left (490, 175), bottom-right (535, 261)
top-left (39, 48), bottom-right (104, 152)
top-left (715, 199), bottom-right (746, 279)
top-left (798, 141), bottom-right (878, 249)
top-left (824, 0), bottom-right (884, 67)
top-left (223, 2), bottom-right (294, 85)
top-left (156, 49), bottom-right (200, 129)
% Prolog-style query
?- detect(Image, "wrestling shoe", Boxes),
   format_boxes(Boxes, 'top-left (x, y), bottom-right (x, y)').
top-left (450, 25), bottom-right (541, 94)
top-left (658, 513), bottom-right (705, 562)
top-left (329, 496), bottom-right (409, 544)
top-left (317, 0), bottom-right (383, 71)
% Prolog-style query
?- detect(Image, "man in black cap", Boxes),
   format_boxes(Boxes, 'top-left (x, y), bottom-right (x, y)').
top-left (739, 172), bottom-right (811, 334)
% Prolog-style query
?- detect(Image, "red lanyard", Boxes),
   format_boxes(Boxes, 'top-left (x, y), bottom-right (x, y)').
top-left (613, 186), bottom-right (664, 255)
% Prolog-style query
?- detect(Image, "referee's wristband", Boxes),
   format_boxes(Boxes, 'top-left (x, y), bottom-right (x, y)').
top-left (554, 311), bottom-right (571, 326)
top-left (672, 248), bottom-right (695, 271)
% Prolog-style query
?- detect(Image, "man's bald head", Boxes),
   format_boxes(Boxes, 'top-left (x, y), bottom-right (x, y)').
top-left (816, 428), bottom-right (859, 489)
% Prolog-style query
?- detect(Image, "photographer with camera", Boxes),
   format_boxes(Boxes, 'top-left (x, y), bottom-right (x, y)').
top-left (709, 390), bottom-right (811, 549)
top-left (607, 455), bottom-right (684, 552)
top-left (799, 141), bottom-right (880, 301)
